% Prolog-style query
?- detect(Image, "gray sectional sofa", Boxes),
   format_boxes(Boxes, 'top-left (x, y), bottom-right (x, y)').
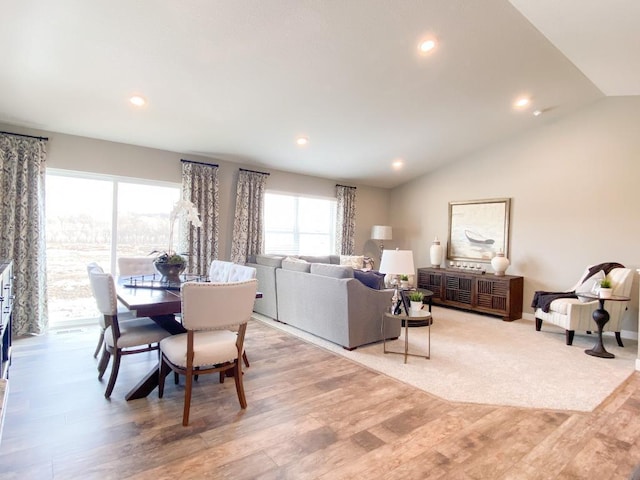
top-left (247, 254), bottom-right (399, 350)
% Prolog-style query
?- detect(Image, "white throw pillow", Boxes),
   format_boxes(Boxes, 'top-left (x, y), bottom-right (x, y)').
top-left (575, 270), bottom-right (605, 302)
top-left (340, 255), bottom-right (364, 269)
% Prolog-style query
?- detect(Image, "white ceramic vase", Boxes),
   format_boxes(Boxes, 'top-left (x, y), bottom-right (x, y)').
top-left (490, 251), bottom-right (510, 276)
top-left (430, 236), bottom-right (443, 268)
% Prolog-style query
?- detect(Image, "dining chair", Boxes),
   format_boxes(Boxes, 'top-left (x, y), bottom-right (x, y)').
top-left (89, 269), bottom-right (172, 398)
top-left (227, 264), bottom-right (257, 368)
top-left (86, 262), bottom-right (106, 358)
top-left (158, 279), bottom-right (258, 426)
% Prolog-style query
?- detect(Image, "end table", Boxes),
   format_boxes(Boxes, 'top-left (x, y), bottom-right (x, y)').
top-left (382, 310), bottom-right (431, 363)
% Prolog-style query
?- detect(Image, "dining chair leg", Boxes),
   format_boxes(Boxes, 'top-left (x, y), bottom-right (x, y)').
top-left (104, 350), bottom-right (121, 399)
top-left (183, 371), bottom-right (193, 426)
top-left (242, 351), bottom-right (250, 368)
top-left (233, 361), bottom-right (247, 409)
top-left (159, 357), bottom-right (171, 398)
top-left (93, 330), bottom-right (105, 358)
top-left (97, 348), bottom-right (111, 379)
top-left (174, 372), bottom-right (179, 385)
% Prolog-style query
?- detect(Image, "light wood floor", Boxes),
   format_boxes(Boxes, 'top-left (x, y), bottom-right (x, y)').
top-left (1, 319), bottom-right (640, 479)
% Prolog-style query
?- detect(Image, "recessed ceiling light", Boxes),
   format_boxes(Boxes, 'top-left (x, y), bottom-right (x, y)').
top-left (418, 38), bottom-right (437, 54)
top-left (392, 158), bottom-right (404, 170)
top-left (533, 109), bottom-right (542, 116)
top-left (296, 136), bottom-right (309, 146)
top-left (514, 97), bottom-right (530, 109)
top-left (129, 95), bottom-right (146, 107)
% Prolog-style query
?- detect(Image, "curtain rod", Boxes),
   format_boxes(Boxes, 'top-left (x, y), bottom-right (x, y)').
top-left (0, 130), bottom-right (49, 141)
top-left (180, 159), bottom-right (219, 168)
top-left (336, 184), bottom-right (356, 189)
top-left (239, 167), bottom-right (270, 176)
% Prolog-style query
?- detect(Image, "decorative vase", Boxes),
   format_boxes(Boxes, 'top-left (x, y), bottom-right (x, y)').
top-left (430, 237), bottom-right (443, 268)
top-left (400, 280), bottom-right (409, 289)
top-left (154, 259), bottom-right (186, 284)
top-left (490, 251), bottom-right (510, 276)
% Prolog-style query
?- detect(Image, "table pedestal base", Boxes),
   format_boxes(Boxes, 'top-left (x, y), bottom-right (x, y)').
top-left (585, 302), bottom-right (615, 359)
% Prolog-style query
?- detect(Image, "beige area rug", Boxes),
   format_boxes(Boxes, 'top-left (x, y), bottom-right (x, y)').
top-left (253, 307), bottom-right (637, 412)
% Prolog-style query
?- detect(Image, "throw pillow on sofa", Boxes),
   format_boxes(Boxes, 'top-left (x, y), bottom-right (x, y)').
top-left (282, 257), bottom-right (311, 273)
top-left (340, 255), bottom-right (364, 269)
top-left (354, 269), bottom-right (385, 289)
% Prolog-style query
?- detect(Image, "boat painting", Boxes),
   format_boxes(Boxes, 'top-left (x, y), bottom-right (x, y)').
top-left (464, 229), bottom-right (495, 245)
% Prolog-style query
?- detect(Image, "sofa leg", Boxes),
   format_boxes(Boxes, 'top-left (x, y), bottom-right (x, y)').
top-left (535, 318), bottom-right (542, 331)
top-left (616, 332), bottom-right (624, 347)
top-left (566, 330), bottom-right (574, 346)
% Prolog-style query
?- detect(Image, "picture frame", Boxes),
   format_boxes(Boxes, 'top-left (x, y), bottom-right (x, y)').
top-left (447, 198), bottom-right (511, 263)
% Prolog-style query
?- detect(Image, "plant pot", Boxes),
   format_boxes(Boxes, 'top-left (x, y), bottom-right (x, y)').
top-left (154, 260), bottom-right (186, 284)
top-left (410, 301), bottom-right (423, 315)
top-left (598, 288), bottom-right (613, 299)
top-left (400, 280), bottom-right (409, 289)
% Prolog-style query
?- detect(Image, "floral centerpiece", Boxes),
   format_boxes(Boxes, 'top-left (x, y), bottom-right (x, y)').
top-left (152, 199), bottom-right (202, 282)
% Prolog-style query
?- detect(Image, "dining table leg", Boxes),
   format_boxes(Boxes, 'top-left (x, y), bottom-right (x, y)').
top-left (125, 315), bottom-right (186, 401)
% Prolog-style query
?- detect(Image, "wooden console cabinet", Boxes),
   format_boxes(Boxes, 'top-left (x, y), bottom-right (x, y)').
top-left (0, 260), bottom-right (14, 379)
top-left (417, 267), bottom-right (523, 321)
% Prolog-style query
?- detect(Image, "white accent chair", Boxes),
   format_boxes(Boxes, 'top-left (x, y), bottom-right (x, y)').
top-left (89, 268), bottom-right (172, 398)
top-left (158, 279), bottom-right (258, 426)
top-left (117, 256), bottom-right (157, 277)
top-left (534, 266), bottom-right (633, 346)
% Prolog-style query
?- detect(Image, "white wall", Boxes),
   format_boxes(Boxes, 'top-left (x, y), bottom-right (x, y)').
top-left (390, 96), bottom-right (640, 333)
top-left (0, 124), bottom-right (390, 260)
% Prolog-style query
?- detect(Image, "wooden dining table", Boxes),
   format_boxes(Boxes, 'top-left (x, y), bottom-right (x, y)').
top-left (116, 276), bottom-right (262, 401)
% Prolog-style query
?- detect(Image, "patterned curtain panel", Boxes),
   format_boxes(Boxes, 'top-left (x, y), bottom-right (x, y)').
top-left (230, 169), bottom-right (268, 264)
top-left (181, 161), bottom-right (219, 276)
top-left (336, 185), bottom-right (357, 255)
top-left (0, 134), bottom-right (48, 336)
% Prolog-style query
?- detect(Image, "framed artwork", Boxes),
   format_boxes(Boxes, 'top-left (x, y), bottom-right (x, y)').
top-left (447, 198), bottom-right (511, 262)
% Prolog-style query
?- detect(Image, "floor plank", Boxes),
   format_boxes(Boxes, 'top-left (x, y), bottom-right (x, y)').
top-left (1, 320), bottom-right (640, 479)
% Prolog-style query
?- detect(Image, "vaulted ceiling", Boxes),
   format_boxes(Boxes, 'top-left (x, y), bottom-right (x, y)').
top-left (1, 1), bottom-right (637, 188)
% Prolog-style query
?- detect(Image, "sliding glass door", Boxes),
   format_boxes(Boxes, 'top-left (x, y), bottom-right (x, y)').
top-left (45, 171), bottom-right (180, 327)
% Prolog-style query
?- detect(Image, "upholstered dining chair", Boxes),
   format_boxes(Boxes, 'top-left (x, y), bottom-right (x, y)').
top-left (534, 266), bottom-right (633, 346)
top-left (158, 279), bottom-right (257, 426)
top-left (86, 262), bottom-right (107, 358)
top-left (117, 256), bottom-right (157, 277)
top-left (89, 268), bottom-right (172, 398)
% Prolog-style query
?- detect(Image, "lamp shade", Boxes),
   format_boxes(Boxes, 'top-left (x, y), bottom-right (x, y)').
top-left (379, 249), bottom-right (415, 275)
top-left (371, 225), bottom-right (392, 241)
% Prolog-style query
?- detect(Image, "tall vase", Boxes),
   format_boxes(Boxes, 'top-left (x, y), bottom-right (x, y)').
top-left (491, 251), bottom-right (510, 276)
top-left (430, 237), bottom-right (443, 268)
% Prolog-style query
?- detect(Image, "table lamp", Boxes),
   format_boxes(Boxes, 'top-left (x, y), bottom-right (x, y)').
top-left (379, 248), bottom-right (415, 314)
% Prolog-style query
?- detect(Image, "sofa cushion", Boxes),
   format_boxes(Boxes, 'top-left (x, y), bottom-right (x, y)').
top-left (255, 254), bottom-right (284, 268)
top-left (340, 255), bottom-right (364, 269)
top-left (282, 257), bottom-right (311, 273)
top-left (299, 255), bottom-right (332, 264)
top-left (354, 269), bottom-right (385, 289)
top-left (363, 256), bottom-right (375, 270)
top-left (310, 263), bottom-right (354, 279)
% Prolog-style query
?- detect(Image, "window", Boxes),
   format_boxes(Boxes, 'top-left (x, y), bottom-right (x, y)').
top-left (264, 192), bottom-right (336, 255)
top-left (45, 171), bottom-right (180, 326)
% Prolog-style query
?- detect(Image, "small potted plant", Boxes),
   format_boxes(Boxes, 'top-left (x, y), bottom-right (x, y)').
top-left (598, 278), bottom-right (613, 299)
top-left (400, 274), bottom-right (410, 289)
top-left (408, 290), bottom-right (424, 314)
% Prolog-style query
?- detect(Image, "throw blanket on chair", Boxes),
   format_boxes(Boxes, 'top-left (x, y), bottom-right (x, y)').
top-left (531, 262), bottom-right (625, 313)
